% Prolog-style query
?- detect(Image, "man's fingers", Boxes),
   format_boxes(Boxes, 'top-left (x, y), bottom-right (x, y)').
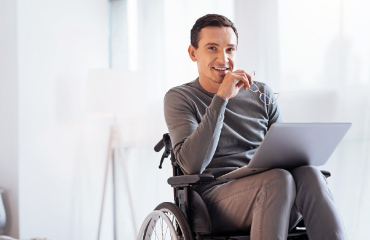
top-left (233, 70), bottom-right (253, 86)
top-left (236, 80), bottom-right (244, 89)
top-left (246, 73), bottom-right (253, 86)
top-left (235, 75), bottom-right (250, 89)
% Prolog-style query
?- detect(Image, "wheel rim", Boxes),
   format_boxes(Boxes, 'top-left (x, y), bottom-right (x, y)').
top-left (143, 208), bottom-right (186, 240)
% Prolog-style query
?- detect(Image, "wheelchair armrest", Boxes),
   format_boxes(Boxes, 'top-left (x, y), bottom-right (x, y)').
top-left (321, 170), bottom-right (331, 178)
top-left (167, 173), bottom-right (214, 187)
top-left (167, 170), bottom-right (330, 187)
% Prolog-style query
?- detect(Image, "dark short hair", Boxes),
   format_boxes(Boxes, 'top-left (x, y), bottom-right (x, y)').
top-left (190, 14), bottom-right (238, 49)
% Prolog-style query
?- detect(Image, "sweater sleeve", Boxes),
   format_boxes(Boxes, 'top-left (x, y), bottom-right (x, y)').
top-left (164, 90), bottom-right (228, 175)
top-left (264, 85), bottom-right (283, 128)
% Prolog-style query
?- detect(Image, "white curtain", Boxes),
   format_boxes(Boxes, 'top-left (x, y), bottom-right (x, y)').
top-left (235, 0), bottom-right (370, 239)
top-left (276, 1), bottom-right (370, 239)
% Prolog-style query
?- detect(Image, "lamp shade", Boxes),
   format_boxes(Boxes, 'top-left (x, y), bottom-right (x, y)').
top-left (86, 69), bottom-right (147, 117)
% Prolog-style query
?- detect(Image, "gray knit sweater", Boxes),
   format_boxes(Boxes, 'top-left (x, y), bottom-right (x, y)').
top-left (164, 78), bottom-right (282, 180)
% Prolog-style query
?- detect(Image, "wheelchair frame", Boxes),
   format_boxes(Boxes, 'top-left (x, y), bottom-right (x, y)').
top-left (140, 133), bottom-right (331, 240)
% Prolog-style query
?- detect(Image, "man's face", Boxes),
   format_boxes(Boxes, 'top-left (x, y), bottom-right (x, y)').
top-left (189, 26), bottom-right (237, 85)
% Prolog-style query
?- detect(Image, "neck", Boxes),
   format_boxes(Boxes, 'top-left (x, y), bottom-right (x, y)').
top-left (198, 73), bottom-right (220, 94)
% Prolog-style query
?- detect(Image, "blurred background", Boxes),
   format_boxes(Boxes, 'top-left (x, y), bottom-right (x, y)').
top-left (0, 0), bottom-right (369, 239)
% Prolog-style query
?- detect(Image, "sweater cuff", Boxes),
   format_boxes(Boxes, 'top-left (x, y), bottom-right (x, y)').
top-left (209, 94), bottom-right (228, 113)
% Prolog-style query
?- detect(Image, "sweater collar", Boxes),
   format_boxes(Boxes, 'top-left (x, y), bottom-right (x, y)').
top-left (192, 77), bottom-right (216, 98)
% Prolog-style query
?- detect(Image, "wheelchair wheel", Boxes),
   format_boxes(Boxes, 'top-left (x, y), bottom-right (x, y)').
top-left (138, 202), bottom-right (193, 240)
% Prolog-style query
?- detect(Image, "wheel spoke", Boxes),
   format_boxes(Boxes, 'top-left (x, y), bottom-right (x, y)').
top-left (161, 216), bottom-right (164, 239)
top-left (154, 220), bottom-right (159, 240)
top-left (164, 224), bottom-right (169, 239)
top-left (165, 212), bottom-right (177, 234)
top-left (141, 205), bottom-right (188, 240)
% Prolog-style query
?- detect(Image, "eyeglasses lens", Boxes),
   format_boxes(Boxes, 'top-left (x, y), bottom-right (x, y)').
top-left (260, 93), bottom-right (272, 104)
top-left (249, 84), bottom-right (259, 92)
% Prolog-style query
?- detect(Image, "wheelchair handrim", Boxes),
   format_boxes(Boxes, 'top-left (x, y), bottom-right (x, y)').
top-left (139, 208), bottom-right (182, 240)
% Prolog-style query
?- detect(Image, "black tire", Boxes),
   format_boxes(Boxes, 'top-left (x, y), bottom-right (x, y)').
top-left (147, 202), bottom-right (193, 240)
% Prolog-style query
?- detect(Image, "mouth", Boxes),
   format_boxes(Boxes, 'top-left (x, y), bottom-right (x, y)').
top-left (212, 67), bottom-right (230, 74)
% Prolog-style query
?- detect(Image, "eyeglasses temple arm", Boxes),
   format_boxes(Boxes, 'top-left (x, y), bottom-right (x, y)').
top-left (273, 93), bottom-right (280, 104)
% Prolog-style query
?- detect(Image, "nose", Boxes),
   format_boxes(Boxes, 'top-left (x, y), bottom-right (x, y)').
top-left (217, 50), bottom-right (229, 64)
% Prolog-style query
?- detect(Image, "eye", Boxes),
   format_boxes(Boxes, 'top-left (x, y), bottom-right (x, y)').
top-left (209, 46), bottom-right (216, 50)
top-left (227, 48), bottom-right (235, 52)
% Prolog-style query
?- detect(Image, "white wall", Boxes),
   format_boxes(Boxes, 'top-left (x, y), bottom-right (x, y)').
top-left (0, 0), bottom-right (19, 238)
top-left (17, 0), bottom-right (110, 239)
top-left (234, 0), bottom-right (281, 89)
top-left (1, 1), bottom-right (171, 239)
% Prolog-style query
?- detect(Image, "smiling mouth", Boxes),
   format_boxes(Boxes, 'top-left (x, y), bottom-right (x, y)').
top-left (212, 67), bottom-right (230, 73)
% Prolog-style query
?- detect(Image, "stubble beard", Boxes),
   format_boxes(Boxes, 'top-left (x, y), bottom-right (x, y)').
top-left (209, 73), bottom-right (225, 85)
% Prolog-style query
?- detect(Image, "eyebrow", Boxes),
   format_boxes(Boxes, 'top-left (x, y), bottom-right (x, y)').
top-left (204, 42), bottom-right (236, 48)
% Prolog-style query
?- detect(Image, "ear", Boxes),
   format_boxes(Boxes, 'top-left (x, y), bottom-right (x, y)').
top-left (188, 45), bottom-right (197, 62)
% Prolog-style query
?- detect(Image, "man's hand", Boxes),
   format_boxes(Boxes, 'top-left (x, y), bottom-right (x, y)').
top-left (216, 70), bottom-right (253, 100)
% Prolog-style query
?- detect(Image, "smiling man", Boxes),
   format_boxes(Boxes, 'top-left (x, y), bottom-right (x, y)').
top-left (164, 14), bottom-right (347, 240)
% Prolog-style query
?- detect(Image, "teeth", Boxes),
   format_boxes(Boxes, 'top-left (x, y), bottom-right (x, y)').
top-left (214, 67), bottom-right (227, 71)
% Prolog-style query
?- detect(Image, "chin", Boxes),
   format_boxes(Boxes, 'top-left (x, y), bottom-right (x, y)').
top-left (216, 76), bottom-right (225, 84)
top-left (210, 78), bottom-right (222, 85)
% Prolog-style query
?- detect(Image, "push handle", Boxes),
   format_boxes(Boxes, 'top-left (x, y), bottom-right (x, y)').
top-left (154, 139), bottom-right (165, 152)
top-left (158, 151), bottom-right (170, 169)
top-left (154, 134), bottom-right (172, 169)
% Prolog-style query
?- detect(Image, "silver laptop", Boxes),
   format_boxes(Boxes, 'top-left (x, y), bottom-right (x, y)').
top-left (217, 123), bottom-right (352, 180)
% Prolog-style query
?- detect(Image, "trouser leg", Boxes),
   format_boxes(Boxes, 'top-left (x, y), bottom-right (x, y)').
top-left (201, 169), bottom-right (296, 240)
top-left (290, 166), bottom-right (347, 240)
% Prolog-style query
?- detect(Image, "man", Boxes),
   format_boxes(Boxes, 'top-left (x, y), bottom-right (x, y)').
top-left (164, 14), bottom-right (347, 240)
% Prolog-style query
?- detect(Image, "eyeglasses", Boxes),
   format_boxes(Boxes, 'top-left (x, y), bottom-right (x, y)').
top-left (249, 71), bottom-right (280, 105)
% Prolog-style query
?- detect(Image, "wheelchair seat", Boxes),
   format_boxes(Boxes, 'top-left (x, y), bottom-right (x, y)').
top-left (137, 133), bottom-right (331, 240)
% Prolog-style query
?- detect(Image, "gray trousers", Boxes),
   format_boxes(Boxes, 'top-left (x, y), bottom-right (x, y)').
top-left (200, 166), bottom-right (347, 240)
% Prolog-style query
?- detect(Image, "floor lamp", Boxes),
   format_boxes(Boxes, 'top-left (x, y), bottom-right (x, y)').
top-left (86, 69), bottom-right (144, 240)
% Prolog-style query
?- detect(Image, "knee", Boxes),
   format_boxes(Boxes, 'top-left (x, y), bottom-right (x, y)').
top-left (266, 169), bottom-right (296, 200)
top-left (292, 165), bottom-right (321, 175)
top-left (291, 166), bottom-right (326, 186)
top-left (268, 168), bottom-right (294, 185)
top-left (291, 166), bottom-right (329, 197)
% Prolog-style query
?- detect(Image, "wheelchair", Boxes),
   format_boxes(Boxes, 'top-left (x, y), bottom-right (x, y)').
top-left (137, 133), bottom-right (331, 240)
